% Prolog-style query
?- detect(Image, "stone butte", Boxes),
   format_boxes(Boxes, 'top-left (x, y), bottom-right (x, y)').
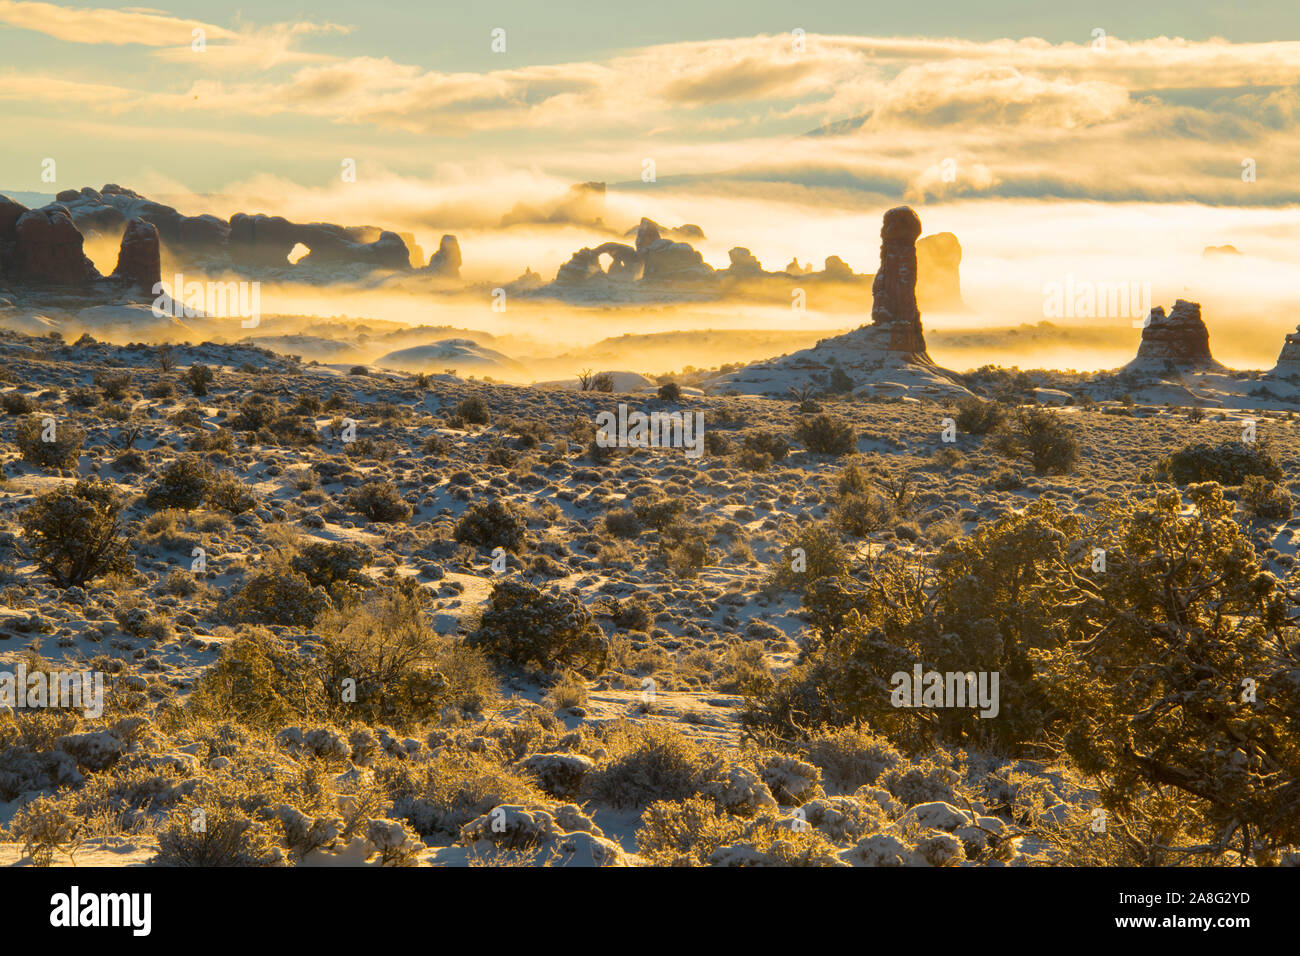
top-left (1126, 299), bottom-right (1225, 372)
top-left (708, 205), bottom-right (968, 400)
top-left (862, 205), bottom-right (929, 357)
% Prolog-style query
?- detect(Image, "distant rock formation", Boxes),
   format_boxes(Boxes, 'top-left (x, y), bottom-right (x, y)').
top-left (1203, 245), bottom-right (1242, 258)
top-left (916, 232), bottom-right (963, 311)
top-left (51, 185), bottom-right (422, 278)
top-left (3, 201), bottom-right (100, 284)
top-left (1269, 326), bottom-right (1300, 378)
top-left (634, 218), bottom-right (660, 253)
top-left (706, 206), bottom-right (965, 400)
top-left (539, 207), bottom-right (963, 314)
top-left (111, 217), bottom-right (161, 291)
top-left (425, 235), bottom-right (462, 278)
top-left (726, 247), bottom-right (764, 277)
top-left (641, 237), bottom-right (712, 281)
top-left (1126, 299), bottom-right (1225, 372)
top-left (625, 218), bottom-right (705, 245)
top-left (869, 206), bottom-right (926, 354)
top-left (553, 219), bottom-right (711, 285)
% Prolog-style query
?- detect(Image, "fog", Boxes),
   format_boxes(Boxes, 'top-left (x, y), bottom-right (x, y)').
top-left (65, 177), bottom-right (1300, 379)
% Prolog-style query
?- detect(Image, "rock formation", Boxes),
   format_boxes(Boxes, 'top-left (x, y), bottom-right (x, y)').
top-left (634, 218), bottom-right (660, 254)
top-left (111, 217), bottom-right (161, 291)
top-left (425, 235), bottom-right (462, 278)
top-left (705, 205), bottom-right (964, 400)
top-left (916, 232), bottom-right (963, 311)
top-left (822, 255), bottom-right (854, 280)
top-left (1126, 299), bottom-right (1224, 371)
top-left (1269, 326), bottom-right (1300, 378)
top-left (626, 218), bottom-right (705, 245)
top-left (726, 247), bottom-right (763, 277)
top-left (868, 206), bottom-right (926, 354)
top-left (52, 185), bottom-right (422, 277)
top-left (9, 203), bottom-right (101, 284)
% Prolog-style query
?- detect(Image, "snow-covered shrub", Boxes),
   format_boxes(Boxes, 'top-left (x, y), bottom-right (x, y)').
top-left (348, 480), bottom-right (411, 524)
top-left (798, 725), bottom-right (903, 791)
top-left (19, 479), bottom-right (130, 587)
top-left (1155, 439), bottom-right (1282, 485)
top-left (144, 455), bottom-right (214, 511)
top-left (222, 567), bottom-right (330, 627)
top-left (581, 722), bottom-right (716, 808)
top-left (467, 580), bottom-right (608, 673)
top-left (16, 414), bottom-right (84, 469)
top-left (454, 499), bottom-right (526, 551)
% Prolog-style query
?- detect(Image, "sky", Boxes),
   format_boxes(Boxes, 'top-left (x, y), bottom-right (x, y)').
top-left (1, 0), bottom-right (1297, 201)
top-left (1, 1), bottom-right (1298, 366)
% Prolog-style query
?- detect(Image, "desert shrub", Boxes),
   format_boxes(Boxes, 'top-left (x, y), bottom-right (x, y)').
top-left (155, 792), bottom-right (284, 867)
top-left (797, 725), bottom-right (903, 792)
top-left (290, 540), bottom-right (374, 603)
top-left (750, 503), bottom-right (1082, 751)
top-left (988, 467), bottom-right (1024, 491)
top-left (631, 496), bottom-right (687, 531)
top-left (348, 480), bottom-right (412, 524)
top-left (992, 407), bottom-right (1079, 475)
top-left (1035, 483), bottom-right (1300, 863)
top-left (186, 631), bottom-right (322, 728)
top-left (1155, 440), bottom-right (1283, 486)
top-left (741, 430), bottom-right (790, 462)
top-left (1240, 475), bottom-right (1293, 520)
top-left (955, 396), bottom-right (1006, 435)
top-left (189, 429), bottom-right (235, 454)
top-left (15, 415), bottom-right (84, 469)
top-left (66, 386), bottom-right (100, 408)
top-left (94, 372), bottom-right (132, 401)
top-left (146, 378), bottom-right (176, 400)
top-left (659, 522), bottom-right (712, 578)
top-left (184, 364), bottom-right (214, 396)
top-left (795, 413), bottom-right (856, 456)
top-left (736, 448), bottom-right (772, 472)
top-left (222, 568), bottom-right (331, 628)
top-left (205, 473), bottom-right (258, 514)
top-left (467, 580), bottom-right (608, 673)
top-left (833, 491), bottom-right (894, 537)
top-left (230, 393), bottom-right (278, 432)
top-left (451, 396), bottom-right (490, 425)
top-left (826, 366), bottom-right (855, 395)
top-left (314, 583), bottom-right (498, 726)
top-left (636, 797), bottom-right (747, 865)
top-left (144, 455), bottom-right (214, 511)
top-left (1, 392), bottom-right (36, 414)
top-left (11, 795), bottom-right (83, 866)
top-left (384, 750), bottom-right (543, 839)
top-left (657, 382), bottom-right (683, 402)
top-left (703, 431), bottom-right (731, 456)
top-left (583, 723), bottom-right (715, 808)
top-left (770, 522), bottom-right (849, 592)
top-left (603, 509), bottom-right (642, 539)
top-left (19, 479), bottom-right (131, 587)
top-left (454, 499), bottom-right (526, 551)
top-left (163, 568), bottom-right (201, 596)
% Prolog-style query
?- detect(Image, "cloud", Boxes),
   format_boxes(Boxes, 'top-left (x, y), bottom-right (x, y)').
top-left (7, 15), bottom-right (1300, 206)
top-left (0, 0), bottom-right (235, 45)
